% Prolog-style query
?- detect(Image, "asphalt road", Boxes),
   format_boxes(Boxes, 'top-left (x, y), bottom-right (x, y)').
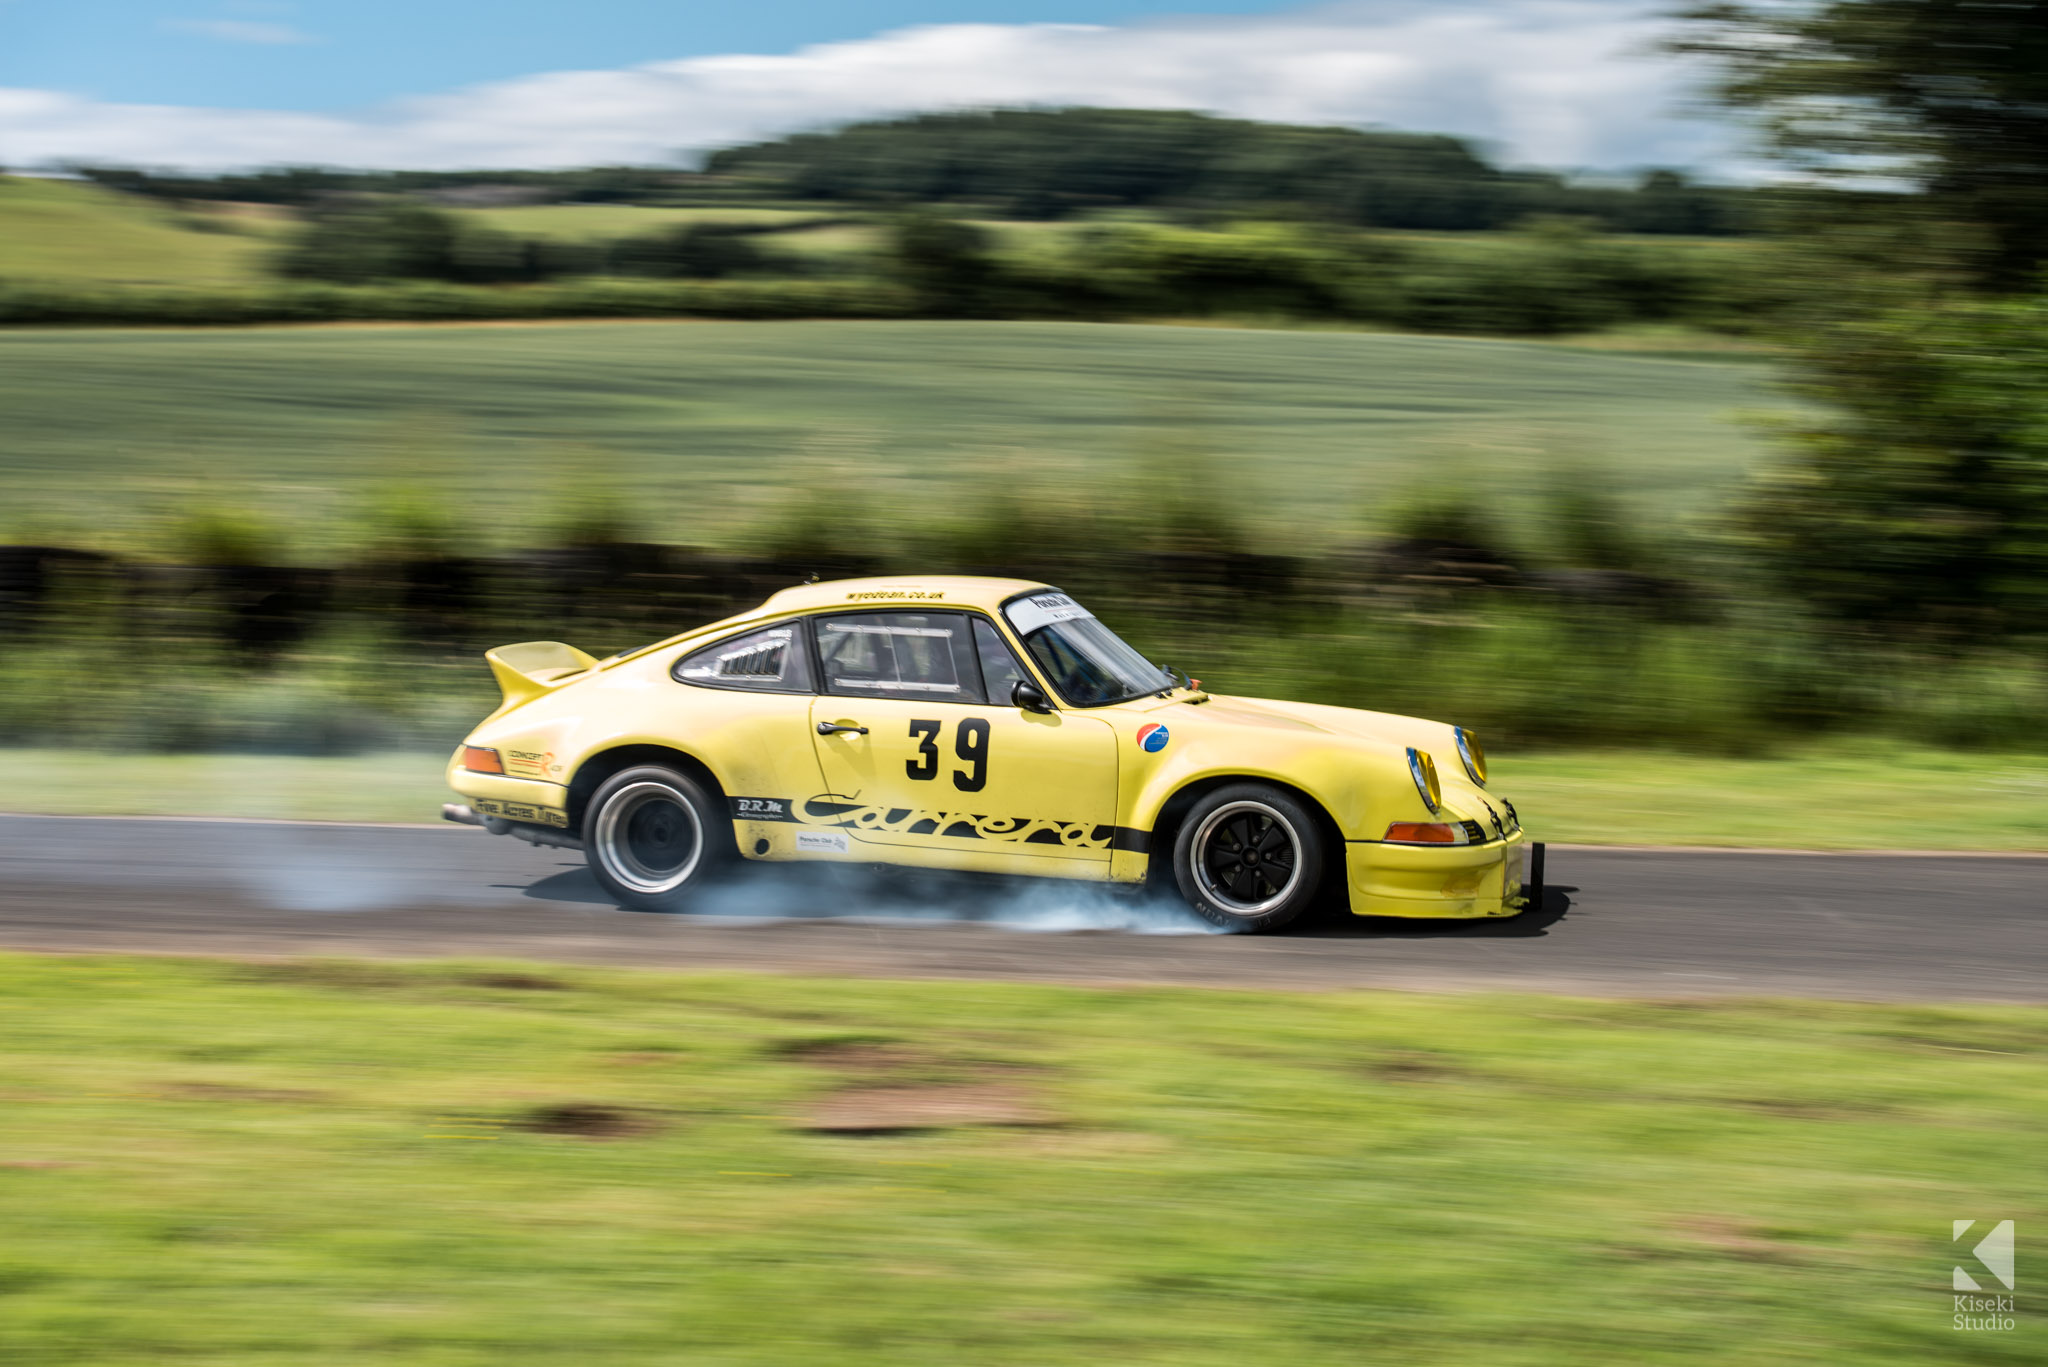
top-left (0, 814), bottom-right (2041, 1001)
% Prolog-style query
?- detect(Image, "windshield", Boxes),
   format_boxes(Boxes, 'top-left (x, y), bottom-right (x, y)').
top-left (1003, 591), bottom-right (1174, 707)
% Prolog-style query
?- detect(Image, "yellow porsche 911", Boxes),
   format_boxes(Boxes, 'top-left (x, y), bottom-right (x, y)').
top-left (444, 576), bottom-right (1540, 932)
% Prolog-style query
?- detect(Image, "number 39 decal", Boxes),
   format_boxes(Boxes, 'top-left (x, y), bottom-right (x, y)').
top-left (907, 718), bottom-right (990, 792)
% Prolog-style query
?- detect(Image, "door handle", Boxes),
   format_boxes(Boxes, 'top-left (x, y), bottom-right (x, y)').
top-left (816, 721), bottom-right (869, 736)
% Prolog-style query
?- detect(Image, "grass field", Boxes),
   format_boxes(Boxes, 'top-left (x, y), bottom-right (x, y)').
top-left (1, 954), bottom-right (2041, 1364)
top-left (459, 205), bottom-right (834, 238)
top-left (0, 177), bottom-right (282, 287)
top-left (461, 204), bottom-right (883, 258)
top-left (6, 743), bottom-right (2042, 850)
top-left (0, 321), bottom-right (1785, 553)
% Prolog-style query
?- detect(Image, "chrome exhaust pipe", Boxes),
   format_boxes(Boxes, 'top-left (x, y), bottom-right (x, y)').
top-left (442, 803), bottom-right (490, 828)
top-left (507, 824), bottom-right (584, 852)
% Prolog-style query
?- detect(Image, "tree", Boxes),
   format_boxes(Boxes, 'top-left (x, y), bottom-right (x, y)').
top-left (889, 214), bottom-right (999, 316)
top-left (1741, 292), bottom-right (2048, 633)
top-left (1673, 1), bottom-right (2048, 290)
top-left (609, 224), bottom-right (771, 278)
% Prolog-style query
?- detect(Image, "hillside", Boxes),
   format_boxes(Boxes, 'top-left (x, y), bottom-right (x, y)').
top-left (0, 176), bottom-right (282, 287)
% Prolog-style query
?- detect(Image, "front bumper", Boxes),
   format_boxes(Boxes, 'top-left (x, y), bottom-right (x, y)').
top-left (1345, 829), bottom-right (1532, 918)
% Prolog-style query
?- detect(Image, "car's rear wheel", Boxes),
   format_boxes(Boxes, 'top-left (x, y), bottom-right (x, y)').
top-left (583, 765), bottom-right (731, 912)
top-left (1172, 783), bottom-right (1324, 932)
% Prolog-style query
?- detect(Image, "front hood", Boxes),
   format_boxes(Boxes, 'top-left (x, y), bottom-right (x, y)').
top-left (1142, 691), bottom-right (1458, 752)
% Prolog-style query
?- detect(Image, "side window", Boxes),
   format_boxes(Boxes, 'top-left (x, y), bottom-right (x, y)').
top-left (672, 624), bottom-right (812, 693)
top-left (972, 617), bottom-right (1031, 704)
top-left (815, 612), bottom-right (982, 704)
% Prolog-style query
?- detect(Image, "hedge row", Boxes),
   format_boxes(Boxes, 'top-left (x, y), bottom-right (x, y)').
top-left (0, 278), bottom-right (917, 327)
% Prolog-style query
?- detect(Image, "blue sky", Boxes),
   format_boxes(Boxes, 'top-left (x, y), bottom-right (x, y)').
top-left (6, 1), bottom-right (1299, 109)
top-left (0, 2), bottom-right (1731, 174)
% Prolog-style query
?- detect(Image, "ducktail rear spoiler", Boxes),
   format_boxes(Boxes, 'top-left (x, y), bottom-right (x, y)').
top-left (485, 641), bottom-right (599, 710)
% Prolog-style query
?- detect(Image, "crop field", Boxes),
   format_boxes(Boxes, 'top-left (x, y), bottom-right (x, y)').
top-left (1, 954), bottom-right (2041, 1365)
top-left (0, 320), bottom-right (1783, 553)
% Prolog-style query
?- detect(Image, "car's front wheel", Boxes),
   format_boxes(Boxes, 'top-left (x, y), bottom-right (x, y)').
top-left (583, 765), bottom-right (731, 912)
top-left (1172, 783), bottom-right (1325, 932)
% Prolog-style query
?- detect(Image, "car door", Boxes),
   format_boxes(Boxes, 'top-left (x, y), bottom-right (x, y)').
top-left (806, 610), bottom-right (1119, 870)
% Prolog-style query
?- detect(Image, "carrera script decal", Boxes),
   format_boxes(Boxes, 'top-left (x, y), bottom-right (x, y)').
top-left (727, 793), bottom-right (1113, 850)
top-left (802, 793), bottom-right (1114, 849)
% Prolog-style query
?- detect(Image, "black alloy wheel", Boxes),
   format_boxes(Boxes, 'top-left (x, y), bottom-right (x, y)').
top-left (1171, 782), bottom-right (1325, 932)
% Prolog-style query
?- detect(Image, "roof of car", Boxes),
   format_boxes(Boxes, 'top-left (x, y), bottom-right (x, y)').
top-left (603, 576), bottom-right (1063, 671)
top-left (748, 575), bottom-right (1054, 617)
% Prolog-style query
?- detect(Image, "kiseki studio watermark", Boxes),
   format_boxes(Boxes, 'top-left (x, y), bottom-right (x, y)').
top-left (1953, 1219), bottom-right (2016, 1332)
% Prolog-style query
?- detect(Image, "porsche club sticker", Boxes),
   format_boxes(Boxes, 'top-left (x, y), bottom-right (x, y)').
top-left (1137, 723), bottom-right (1170, 753)
top-left (795, 830), bottom-right (851, 854)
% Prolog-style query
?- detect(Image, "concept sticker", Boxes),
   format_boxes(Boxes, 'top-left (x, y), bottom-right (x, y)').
top-left (1137, 723), bottom-right (1170, 753)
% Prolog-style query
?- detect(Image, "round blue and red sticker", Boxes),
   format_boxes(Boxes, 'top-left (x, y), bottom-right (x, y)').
top-left (1137, 723), bottom-right (1171, 753)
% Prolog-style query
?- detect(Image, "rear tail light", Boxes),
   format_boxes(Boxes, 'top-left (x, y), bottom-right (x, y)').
top-left (1384, 822), bottom-right (1463, 845)
top-left (462, 745), bottom-right (503, 774)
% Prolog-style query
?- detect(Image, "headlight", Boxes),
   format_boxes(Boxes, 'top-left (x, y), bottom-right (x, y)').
top-left (1454, 727), bottom-right (1487, 786)
top-left (1406, 747), bottom-right (1441, 814)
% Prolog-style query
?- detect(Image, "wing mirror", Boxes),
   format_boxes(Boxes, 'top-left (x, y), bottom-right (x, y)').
top-left (1011, 680), bottom-right (1054, 714)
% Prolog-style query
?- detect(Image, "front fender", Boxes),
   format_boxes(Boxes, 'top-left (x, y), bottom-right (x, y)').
top-left (1115, 725), bottom-right (1425, 845)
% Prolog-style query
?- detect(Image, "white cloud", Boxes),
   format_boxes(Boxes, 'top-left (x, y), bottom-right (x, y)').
top-left (165, 18), bottom-right (319, 45)
top-left (5, 1), bottom-right (1730, 174)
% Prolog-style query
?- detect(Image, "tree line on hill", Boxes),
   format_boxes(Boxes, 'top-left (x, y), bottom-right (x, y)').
top-left (67, 164), bottom-right (691, 208)
top-left (272, 205), bottom-right (831, 285)
top-left (66, 108), bottom-right (1759, 234)
top-left (703, 109), bottom-right (1757, 232)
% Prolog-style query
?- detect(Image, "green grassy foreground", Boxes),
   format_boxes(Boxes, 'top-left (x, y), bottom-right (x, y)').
top-left (3, 743), bottom-right (2044, 850)
top-left (0, 955), bottom-right (2040, 1364)
top-left (0, 320), bottom-right (1781, 551)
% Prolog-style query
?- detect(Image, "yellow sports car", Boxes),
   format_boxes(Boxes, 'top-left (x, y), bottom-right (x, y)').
top-left (444, 576), bottom-right (1539, 932)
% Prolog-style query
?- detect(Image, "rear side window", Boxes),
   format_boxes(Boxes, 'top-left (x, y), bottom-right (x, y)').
top-left (814, 612), bottom-right (982, 703)
top-left (673, 624), bottom-right (812, 693)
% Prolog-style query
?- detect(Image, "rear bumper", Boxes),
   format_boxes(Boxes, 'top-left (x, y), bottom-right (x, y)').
top-left (445, 756), bottom-right (572, 830)
top-left (1345, 830), bottom-right (1533, 918)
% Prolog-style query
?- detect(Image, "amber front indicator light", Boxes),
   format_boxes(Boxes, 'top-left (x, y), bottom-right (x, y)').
top-left (1384, 822), bottom-right (1463, 845)
top-left (462, 745), bottom-right (503, 774)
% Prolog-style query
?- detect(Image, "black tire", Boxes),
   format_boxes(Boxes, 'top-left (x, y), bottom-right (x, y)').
top-left (582, 765), bottom-right (732, 912)
top-left (1171, 783), bottom-right (1325, 932)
